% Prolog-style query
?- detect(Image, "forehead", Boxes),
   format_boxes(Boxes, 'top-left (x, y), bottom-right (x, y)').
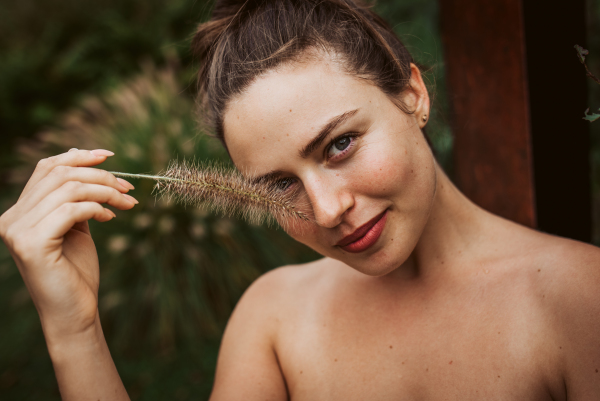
top-left (222, 57), bottom-right (380, 173)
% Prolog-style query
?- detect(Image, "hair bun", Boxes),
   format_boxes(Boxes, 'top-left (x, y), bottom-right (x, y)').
top-left (195, 0), bottom-right (415, 143)
top-left (212, 0), bottom-right (265, 20)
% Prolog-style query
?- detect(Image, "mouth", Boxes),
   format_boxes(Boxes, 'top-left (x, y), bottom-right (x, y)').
top-left (336, 210), bottom-right (388, 253)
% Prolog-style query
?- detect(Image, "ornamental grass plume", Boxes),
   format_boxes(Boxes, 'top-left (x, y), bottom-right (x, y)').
top-left (110, 159), bottom-right (310, 230)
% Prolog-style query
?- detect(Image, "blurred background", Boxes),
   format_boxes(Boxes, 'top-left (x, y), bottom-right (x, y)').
top-left (0, 0), bottom-right (597, 399)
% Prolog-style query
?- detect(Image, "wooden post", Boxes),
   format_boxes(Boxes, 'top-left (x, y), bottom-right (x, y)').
top-left (440, 0), bottom-right (591, 242)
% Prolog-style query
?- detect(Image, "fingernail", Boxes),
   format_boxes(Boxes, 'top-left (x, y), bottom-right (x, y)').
top-left (116, 178), bottom-right (135, 190)
top-left (90, 149), bottom-right (114, 157)
top-left (123, 194), bottom-right (139, 204)
top-left (106, 209), bottom-right (116, 218)
top-left (69, 148), bottom-right (78, 152)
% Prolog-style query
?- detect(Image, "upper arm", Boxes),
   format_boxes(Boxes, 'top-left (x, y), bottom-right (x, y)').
top-left (545, 243), bottom-right (600, 399)
top-left (210, 269), bottom-right (290, 401)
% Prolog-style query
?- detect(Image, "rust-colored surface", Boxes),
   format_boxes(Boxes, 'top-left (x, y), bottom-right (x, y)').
top-left (440, 0), bottom-right (536, 227)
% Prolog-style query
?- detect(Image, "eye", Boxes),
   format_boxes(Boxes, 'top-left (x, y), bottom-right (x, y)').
top-left (327, 135), bottom-right (355, 159)
top-left (273, 177), bottom-right (296, 192)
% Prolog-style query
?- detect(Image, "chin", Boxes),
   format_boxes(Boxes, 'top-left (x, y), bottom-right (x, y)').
top-left (341, 250), bottom-right (408, 277)
top-left (350, 263), bottom-right (399, 277)
top-left (288, 221), bottom-right (418, 277)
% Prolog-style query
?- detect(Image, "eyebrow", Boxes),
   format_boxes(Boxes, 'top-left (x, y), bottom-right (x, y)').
top-left (299, 109), bottom-right (359, 158)
top-left (249, 108), bottom-right (359, 184)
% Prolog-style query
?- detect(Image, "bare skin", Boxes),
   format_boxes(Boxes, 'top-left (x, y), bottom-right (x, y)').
top-left (0, 149), bottom-right (135, 400)
top-left (1, 53), bottom-right (600, 400)
top-left (214, 195), bottom-right (600, 400)
top-left (212, 56), bottom-right (600, 400)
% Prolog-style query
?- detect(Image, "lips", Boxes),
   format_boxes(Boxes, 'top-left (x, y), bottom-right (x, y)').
top-left (336, 210), bottom-right (388, 253)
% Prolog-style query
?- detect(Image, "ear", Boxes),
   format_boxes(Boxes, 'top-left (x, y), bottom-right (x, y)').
top-left (400, 63), bottom-right (430, 129)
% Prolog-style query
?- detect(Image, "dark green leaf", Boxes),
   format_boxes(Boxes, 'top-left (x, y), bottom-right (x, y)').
top-left (575, 44), bottom-right (589, 64)
top-left (583, 107), bottom-right (600, 122)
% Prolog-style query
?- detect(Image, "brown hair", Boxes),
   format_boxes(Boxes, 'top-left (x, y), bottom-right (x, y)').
top-left (192, 0), bottom-right (415, 147)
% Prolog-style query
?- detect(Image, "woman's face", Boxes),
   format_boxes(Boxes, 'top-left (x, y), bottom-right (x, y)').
top-left (223, 56), bottom-right (436, 276)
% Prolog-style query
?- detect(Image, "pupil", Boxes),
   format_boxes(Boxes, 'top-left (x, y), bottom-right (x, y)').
top-left (277, 179), bottom-right (292, 190)
top-left (335, 137), bottom-right (350, 151)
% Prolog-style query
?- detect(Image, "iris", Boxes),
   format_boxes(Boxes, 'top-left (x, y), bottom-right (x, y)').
top-left (334, 137), bottom-right (351, 151)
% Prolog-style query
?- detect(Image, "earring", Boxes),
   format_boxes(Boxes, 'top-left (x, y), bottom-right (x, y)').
top-left (422, 114), bottom-right (428, 122)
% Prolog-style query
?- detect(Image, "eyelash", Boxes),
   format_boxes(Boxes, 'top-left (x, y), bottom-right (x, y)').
top-left (325, 133), bottom-right (357, 161)
top-left (272, 177), bottom-right (296, 193)
top-left (272, 133), bottom-right (358, 193)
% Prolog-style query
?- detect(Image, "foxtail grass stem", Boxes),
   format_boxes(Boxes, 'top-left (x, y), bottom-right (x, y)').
top-left (110, 171), bottom-right (298, 206)
top-left (108, 169), bottom-right (310, 224)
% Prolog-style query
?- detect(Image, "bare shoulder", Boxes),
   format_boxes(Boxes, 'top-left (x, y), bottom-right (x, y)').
top-left (491, 217), bottom-right (600, 293)
top-left (528, 233), bottom-right (600, 330)
top-left (210, 258), bottom-right (331, 400)
top-left (484, 221), bottom-right (600, 395)
top-left (507, 226), bottom-right (600, 308)
top-left (224, 256), bottom-right (338, 344)
top-left (239, 257), bottom-right (332, 314)
top-left (528, 233), bottom-right (600, 302)
top-left (525, 232), bottom-right (600, 393)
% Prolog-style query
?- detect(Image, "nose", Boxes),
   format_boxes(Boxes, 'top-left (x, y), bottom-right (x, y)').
top-left (303, 172), bottom-right (354, 228)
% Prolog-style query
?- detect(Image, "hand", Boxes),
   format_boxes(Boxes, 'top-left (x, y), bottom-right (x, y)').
top-left (0, 149), bottom-right (137, 345)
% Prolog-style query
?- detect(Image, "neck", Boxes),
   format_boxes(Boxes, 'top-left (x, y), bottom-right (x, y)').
top-left (399, 163), bottom-right (495, 280)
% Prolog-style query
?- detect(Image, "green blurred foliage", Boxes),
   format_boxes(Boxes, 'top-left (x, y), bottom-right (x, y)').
top-left (2, 61), bottom-right (321, 399)
top-left (17, 0), bottom-right (600, 399)
top-left (1, 0), bottom-right (597, 399)
top-left (0, 0), bottom-right (450, 398)
top-left (0, 0), bottom-right (213, 177)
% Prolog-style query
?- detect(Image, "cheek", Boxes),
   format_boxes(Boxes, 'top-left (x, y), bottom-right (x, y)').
top-left (279, 215), bottom-right (317, 237)
top-left (348, 145), bottom-right (413, 197)
top-left (349, 137), bottom-right (435, 208)
top-left (283, 220), bottom-right (326, 254)
top-left (275, 193), bottom-right (321, 243)
top-left (279, 196), bottom-right (331, 253)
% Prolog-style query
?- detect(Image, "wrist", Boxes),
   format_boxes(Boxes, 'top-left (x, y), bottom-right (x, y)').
top-left (43, 314), bottom-right (105, 364)
top-left (41, 313), bottom-right (129, 400)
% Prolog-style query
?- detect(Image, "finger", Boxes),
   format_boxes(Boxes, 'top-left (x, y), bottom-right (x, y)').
top-left (20, 182), bottom-right (137, 229)
top-left (15, 166), bottom-right (134, 219)
top-left (7, 203), bottom-right (114, 266)
top-left (72, 221), bottom-right (91, 235)
top-left (35, 202), bottom-right (115, 241)
top-left (21, 149), bottom-right (115, 199)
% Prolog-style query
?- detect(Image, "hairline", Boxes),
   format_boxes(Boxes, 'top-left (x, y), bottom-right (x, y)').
top-left (220, 46), bottom-right (414, 152)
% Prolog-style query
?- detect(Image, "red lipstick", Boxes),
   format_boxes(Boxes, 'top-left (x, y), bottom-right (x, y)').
top-left (336, 210), bottom-right (388, 253)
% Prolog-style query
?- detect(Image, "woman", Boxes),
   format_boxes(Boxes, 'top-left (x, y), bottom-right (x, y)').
top-left (1, 0), bottom-right (599, 399)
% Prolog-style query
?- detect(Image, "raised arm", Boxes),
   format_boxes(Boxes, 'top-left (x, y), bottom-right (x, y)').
top-left (0, 149), bottom-right (136, 400)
